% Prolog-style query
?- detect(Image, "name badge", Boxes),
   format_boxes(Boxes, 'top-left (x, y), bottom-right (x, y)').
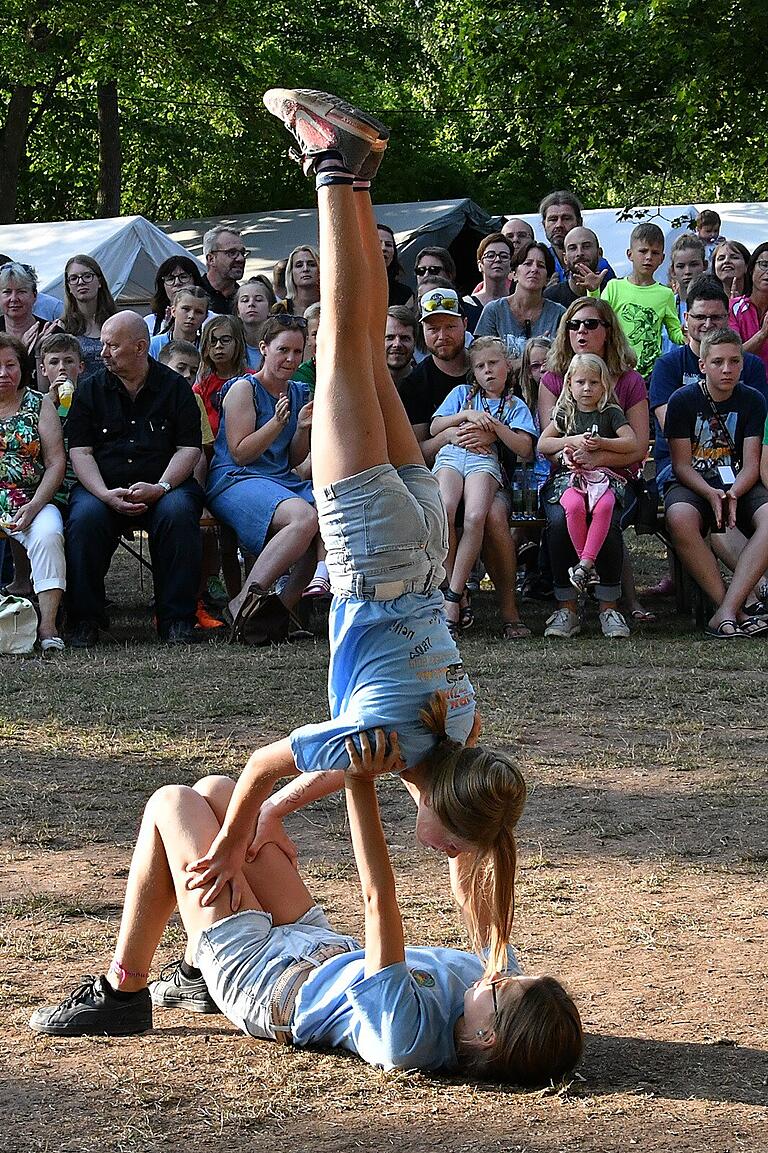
top-left (717, 465), bottom-right (736, 487)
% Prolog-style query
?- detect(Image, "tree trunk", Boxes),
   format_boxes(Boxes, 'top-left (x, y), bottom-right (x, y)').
top-left (96, 81), bottom-right (121, 218)
top-left (0, 86), bottom-right (35, 225)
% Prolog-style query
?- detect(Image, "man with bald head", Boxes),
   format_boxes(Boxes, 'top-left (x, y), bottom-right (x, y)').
top-left (65, 311), bottom-right (204, 646)
top-left (501, 217), bottom-right (535, 254)
top-left (545, 226), bottom-right (608, 308)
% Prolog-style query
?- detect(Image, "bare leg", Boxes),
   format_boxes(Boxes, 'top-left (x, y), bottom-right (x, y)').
top-left (712, 506), bottom-right (768, 627)
top-left (110, 785), bottom-right (314, 990)
top-left (666, 505), bottom-right (726, 607)
top-left (449, 473), bottom-right (498, 598)
top-left (37, 588), bottom-right (63, 640)
top-left (435, 468), bottom-right (464, 596)
top-left (482, 496), bottom-right (524, 624)
top-left (312, 183), bottom-right (389, 486)
top-left (228, 499), bottom-right (318, 618)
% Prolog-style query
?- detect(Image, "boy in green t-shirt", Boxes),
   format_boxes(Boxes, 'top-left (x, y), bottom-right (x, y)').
top-left (596, 222), bottom-right (685, 377)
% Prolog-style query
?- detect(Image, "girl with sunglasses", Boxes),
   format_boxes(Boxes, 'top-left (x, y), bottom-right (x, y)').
top-left (537, 299), bottom-right (650, 636)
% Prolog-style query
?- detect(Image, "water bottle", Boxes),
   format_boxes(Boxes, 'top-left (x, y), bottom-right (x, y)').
top-left (511, 467), bottom-right (524, 515)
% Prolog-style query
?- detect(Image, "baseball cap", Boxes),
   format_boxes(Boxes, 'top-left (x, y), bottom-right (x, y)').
top-left (419, 288), bottom-right (461, 321)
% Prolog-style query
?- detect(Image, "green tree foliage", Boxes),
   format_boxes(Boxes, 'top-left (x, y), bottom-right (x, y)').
top-left (1, 0), bottom-right (767, 224)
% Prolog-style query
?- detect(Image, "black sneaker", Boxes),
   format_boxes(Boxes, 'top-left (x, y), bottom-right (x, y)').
top-left (263, 87), bottom-right (389, 175)
top-left (149, 960), bottom-right (220, 1014)
top-left (163, 620), bottom-right (199, 644)
top-left (68, 620), bottom-right (99, 649)
top-left (29, 975), bottom-right (152, 1037)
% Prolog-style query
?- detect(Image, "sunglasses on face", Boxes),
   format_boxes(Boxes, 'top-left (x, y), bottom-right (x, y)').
top-left (566, 317), bottom-right (606, 331)
top-left (415, 265), bottom-right (445, 277)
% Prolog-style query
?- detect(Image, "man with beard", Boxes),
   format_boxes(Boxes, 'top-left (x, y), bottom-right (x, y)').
top-left (545, 226), bottom-right (607, 308)
top-left (385, 306), bottom-right (417, 387)
top-left (539, 192), bottom-right (615, 286)
top-left (201, 226), bottom-right (247, 314)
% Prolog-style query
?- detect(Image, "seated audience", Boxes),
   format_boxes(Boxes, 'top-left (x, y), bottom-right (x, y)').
top-left (194, 316), bottom-right (248, 437)
top-left (385, 305), bottom-right (417, 387)
top-left (464, 234), bottom-right (514, 315)
top-left (0, 333), bottom-right (66, 652)
top-left (538, 298), bottom-right (649, 627)
top-left (694, 209), bottom-right (725, 264)
top-left (284, 246), bottom-right (320, 317)
top-left (539, 191), bottom-right (615, 285)
top-left (475, 240), bottom-right (565, 358)
top-left (205, 314), bottom-right (319, 642)
top-left (544, 227), bottom-right (605, 309)
top-left (430, 336), bottom-right (536, 638)
top-left (293, 302), bottom-right (320, 391)
top-left (0, 254), bottom-right (62, 321)
top-left (201, 227), bottom-right (247, 314)
top-left (0, 262), bottom-right (54, 377)
top-left (377, 223), bottom-right (412, 305)
top-left (145, 256), bottom-right (211, 337)
top-left (501, 218), bottom-right (535, 252)
top-left (59, 255), bottom-right (116, 380)
top-left (664, 328), bottom-right (768, 637)
top-left (65, 312), bottom-right (203, 647)
top-left (148, 287), bottom-right (210, 359)
top-left (538, 353), bottom-right (637, 639)
top-left (236, 276), bottom-right (276, 368)
top-left (729, 243), bottom-right (768, 374)
top-left (595, 222), bottom-right (684, 379)
top-left (711, 239), bottom-right (751, 300)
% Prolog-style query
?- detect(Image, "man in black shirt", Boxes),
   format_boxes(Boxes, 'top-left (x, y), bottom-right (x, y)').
top-left (65, 312), bottom-right (204, 646)
top-left (200, 226), bottom-right (247, 314)
top-left (544, 227), bottom-right (606, 308)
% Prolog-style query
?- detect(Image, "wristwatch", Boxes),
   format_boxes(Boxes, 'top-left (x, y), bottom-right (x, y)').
top-left (157, 480), bottom-right (172, 494)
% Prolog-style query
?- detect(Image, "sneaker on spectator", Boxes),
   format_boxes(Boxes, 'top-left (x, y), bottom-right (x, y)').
top-left (599, 609), bottom-right (630, 638)
top-left (263, 88), bottom-right (389, 175)
top-left (164, 620), bottom-right (200, 644)
top-left (195, 600), bottom-right (225, 630)
top-left (544, 608), bottom-right (580, 638)
top-left (150, 960), bottom-right (220, 1014)
top-left (205, 576), bottom-right (229, 607)
top-left (29, 975), bottom-right (152, 1037)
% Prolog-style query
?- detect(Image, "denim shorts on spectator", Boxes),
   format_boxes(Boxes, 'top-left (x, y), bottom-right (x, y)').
top-left (315, 463), bottom-right (448, 599)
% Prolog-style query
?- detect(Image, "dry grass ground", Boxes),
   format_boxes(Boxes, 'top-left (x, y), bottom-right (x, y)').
top-left (1, 539), bottom-right (766, 1152)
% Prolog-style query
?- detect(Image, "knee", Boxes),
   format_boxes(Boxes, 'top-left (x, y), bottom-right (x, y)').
top-left (145, 782), bottom-right (193, 822)
top-left (462, 507), bottom-right (487, 535)
top-left (193, 774), bottom-right (235, 805)
top-left (294, 503), bottom-right (319, 546)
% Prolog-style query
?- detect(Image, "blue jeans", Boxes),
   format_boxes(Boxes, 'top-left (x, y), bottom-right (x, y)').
top-left (65, 481), bottom-right (204, 632)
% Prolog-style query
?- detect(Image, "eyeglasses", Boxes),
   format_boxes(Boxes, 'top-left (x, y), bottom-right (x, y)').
top-left (209, 334), bottom-right (235, 346)
top-left (67, 272), bottom-right (96, 285)
top-left (421, 292), bottom-right (459, 314)
top-left (482, 251), bottom-right (511, 263)
top-left (754, 260), bottom-right (768, 271)
top-left (163, 272), bottom-right (194, 285)
top-left (415, 265), bottom-right (445, 277)
top-left (687, 312), bottom-right (727, 323)
top-left (566, 317), bottom-right (607, 331)
top-left (213, 247), bottom-right (247, 259)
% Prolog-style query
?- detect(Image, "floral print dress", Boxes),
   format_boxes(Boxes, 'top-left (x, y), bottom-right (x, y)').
top-left (0, 389), bottom-right (45, 523)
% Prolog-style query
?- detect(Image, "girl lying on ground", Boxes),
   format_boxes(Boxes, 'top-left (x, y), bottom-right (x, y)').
top-left (184, 88), bottom-right (527, 975)
top-left (30, 730), bottom-right (583, 1086)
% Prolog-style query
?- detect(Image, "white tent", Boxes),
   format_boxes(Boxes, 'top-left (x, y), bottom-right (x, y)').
top-left (507, 202), bottom-right (768, 282)
top-left (0, 215), bottom-right (204, 308)
top-left (163, 199), bottom-right (493, 287)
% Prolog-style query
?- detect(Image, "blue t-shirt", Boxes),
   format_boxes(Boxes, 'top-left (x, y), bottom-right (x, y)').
top-left (148, 332), bottom-right (171, 359)
top-left (293, 945), bottom-right (518, 1071)
top-left (649, 345), bottom-right (768, 488)
top-left (432, 385), bottom-right (538, 440)
top-left (289, 590), bottom-right (475, 773)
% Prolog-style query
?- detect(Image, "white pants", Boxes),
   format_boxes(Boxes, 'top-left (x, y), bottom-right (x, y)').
top-left (6, 503), bottom-right (66, 592)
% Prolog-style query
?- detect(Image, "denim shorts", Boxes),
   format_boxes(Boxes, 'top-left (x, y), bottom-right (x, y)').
top-left (315, 463), bottom-right (448, 599)
top-left (433, 443), bottom-right (503, 484)
top-left (195, 907), bottom-right (358, 1040)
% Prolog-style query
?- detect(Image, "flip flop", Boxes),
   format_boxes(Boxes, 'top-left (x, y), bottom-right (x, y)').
top-left (630, 608), bottom-right (657, 623)
top-left (704, 620), bottom-right (746, 639)
top-left (501, 620), bottom-right (532, 640)
top-left (737, 614), bottom-right (768, 637)
top-left (460, 592), bottom-right (474, 631)
top-left (40, 636), bottom-right (65, 653)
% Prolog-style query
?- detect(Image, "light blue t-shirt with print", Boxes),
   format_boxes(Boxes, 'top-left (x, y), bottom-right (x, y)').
top-left (293, 945), bottom-right (520, 1071)
top-left (432, 385), bottom-right (538, 438)
top-left (289, 590), bottom-right (475, 774)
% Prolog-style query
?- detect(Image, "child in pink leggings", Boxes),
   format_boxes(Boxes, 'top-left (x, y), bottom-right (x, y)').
top-left (538, 354), bottom-right (638, 593)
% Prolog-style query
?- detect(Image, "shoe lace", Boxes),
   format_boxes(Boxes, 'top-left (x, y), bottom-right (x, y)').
top-left (60, 975), bottom-right (100, 1008)
top-left (157, 959), bottom-right (184, 983)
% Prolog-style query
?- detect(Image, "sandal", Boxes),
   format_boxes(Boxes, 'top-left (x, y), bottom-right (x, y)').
top-left (737, 614), bottom-right (768, 637)
top-left (459, 591), bottom-right (474, 631)
top-left (630, 608), bottom-right (657, 623)
top-left (40, 636), bottom-right (65, 654)
top-left (443, 588), bottom-right (462, 639)
top-left (704, 619), bottom-right (746, 639)
top-left (501, 620), bottom-right (531, 640)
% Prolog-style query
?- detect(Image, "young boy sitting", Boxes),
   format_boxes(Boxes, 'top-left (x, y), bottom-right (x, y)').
top-left (663, 327), bottom-right (768, 637)
top-left (596, 222), bottom-right (685, 378)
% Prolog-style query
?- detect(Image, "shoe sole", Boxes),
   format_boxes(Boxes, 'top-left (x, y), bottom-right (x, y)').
top-left (29, 1017), bottom-right (152, 1036)
top-left (544, 629), bottom-right (581, 638)
top-left (150, 994), bottom-right (221, 1014)
top-left (264, 88), bottom-right (389, 144)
